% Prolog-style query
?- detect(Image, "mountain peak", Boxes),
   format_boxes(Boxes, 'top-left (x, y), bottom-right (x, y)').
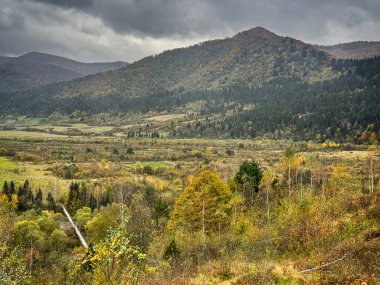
top-left (234, 26), bottom-right (279, 39)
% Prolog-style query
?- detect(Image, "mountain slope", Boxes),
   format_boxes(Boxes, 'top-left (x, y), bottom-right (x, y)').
top-left (27, 27), bottom-right (335, 98)
top-left (1, 27), bottom-right (379, 143)
top-left (320, 41), bottom-right (380, 59)
top-left (0, 56), bottom-right (12, 65)
top-left (0, 52), bottom-right (127, 91)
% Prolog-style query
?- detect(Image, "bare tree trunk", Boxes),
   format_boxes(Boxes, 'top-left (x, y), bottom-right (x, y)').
top-left (29, 237), bottom-right (33, 279)
top-left (117, 185), bottom-right (128, 228)
top-left (300, 170), bottom-right (303, 202)
top-left (288, 158), bottom-right (291, 202)
top-left (266, 186), bottom-right (270, 223)
top-left (310, 170), bottom-right (313, 189)
top-left (321, 162), bottom-right (325, 197)
top-left (202, 197), bottom-right (206, 249)
top-left (233, 203), bottom-right (237, 224)
top-left (251, 187), bottom-right (254, 208)
top-left (370, 158), bottom-right (374, 194)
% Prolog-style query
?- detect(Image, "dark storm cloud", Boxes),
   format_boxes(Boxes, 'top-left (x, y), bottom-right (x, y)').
top-left (31, 0), bottom-right (94, 9)
top-left (25, 0), bottom-right (380, 40)
top-left (0, 0), bottom-right (379, 62)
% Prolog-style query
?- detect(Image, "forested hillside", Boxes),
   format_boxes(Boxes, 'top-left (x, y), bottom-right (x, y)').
top-left (0, 27), bottom-right (335, 97)
top-left (1, 56), bottom-right (379, 143)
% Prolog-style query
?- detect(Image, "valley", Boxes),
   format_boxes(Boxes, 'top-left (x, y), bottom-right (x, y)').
top-left (0, 25), bottom-right (379, 284)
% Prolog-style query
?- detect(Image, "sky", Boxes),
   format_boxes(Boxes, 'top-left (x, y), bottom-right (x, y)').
top-left (1, 0), bottom-right (380, 63)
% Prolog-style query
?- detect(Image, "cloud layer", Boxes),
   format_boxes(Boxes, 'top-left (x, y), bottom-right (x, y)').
top-left (1, 0), bottom-right (379, 62)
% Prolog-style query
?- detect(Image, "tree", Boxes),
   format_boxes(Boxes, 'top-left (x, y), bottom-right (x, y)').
top-left (327, 164), bottom-right (351, 195)
top-left (127, 192), bottom-right (153, 251)
top-left (47, 229), bottom-right (68, 253)
top-left (367, 145), bottom-right (377, 193)
top-left (260, 170), bottom-right (275, 222)
top-left (35, 189), bottom-right (43, 210)
top-left (9, 181), bottom-right (15, 199)
top-left (74, 207), bottom-right (93, 229)
top-left (83, 226), bottom-right (146, 285)
top-left (169, 169), bottom-right (233, 236)
top-left (25, 181), bottom-right (34, 210)
top-left (1, 181), bottom-right (9, 199)
top-left (12, 221), bottom-right (43, 278)
top-left (67, 182), bottom-right (80, 212)
top-left (46, 192), bottom-right (56, 212)
top-left (281, 148), bottom-right (296, 201)
top-left (18, 185), bottom-right (28, 212)
top-left (0, 242), bottom-right (30, 285)
top-left (234, 160), bottom-right (263, 207)
top-left (86, 204), bottom-right (128, 243)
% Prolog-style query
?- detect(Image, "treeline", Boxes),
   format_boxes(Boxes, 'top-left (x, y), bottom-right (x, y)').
top-left (1, 180), bottom-right (56, 212)
top-left (65, 181), bottom-right (111, 213)
top-left (126, 131), bottom-right (162, 138)
top-left (0, 180), bottom-right (113, 214)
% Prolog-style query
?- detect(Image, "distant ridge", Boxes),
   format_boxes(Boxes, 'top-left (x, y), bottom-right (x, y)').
top-left (0, 52), bottom-right (128, 91)
top-left (319, 41), bottom-right (380, 59)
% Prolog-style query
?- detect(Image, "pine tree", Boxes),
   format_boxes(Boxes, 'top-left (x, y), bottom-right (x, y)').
top-left (18, 184), bottom-right (28, 211)
top-left (9, 181), bottom-right (15, 198)
top-left (67, 182), bottom-right (79, 212)
top-left (24, 180), bottom-right (34, 210)
top-left (89, 194), bottom-right (96, 211)
top-left (46, 192), bottom-right (56, 212)
top-left (234, 160), bottom-right (263, 207)
top-left (2, 181), bottom-right (9, 200)
top-left (35, 188), bottom-right (43, 210)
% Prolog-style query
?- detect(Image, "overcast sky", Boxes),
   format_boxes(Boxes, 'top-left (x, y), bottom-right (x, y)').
top-left (1, 0), bottom-right (380, 62)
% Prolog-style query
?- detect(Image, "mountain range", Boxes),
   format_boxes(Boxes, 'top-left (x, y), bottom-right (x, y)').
top-left (0, 52), bottom-right (127, 91)
top-left (1, 28), bottom-right (379, 95)
top-left (1, 27), bottom-right (379, 142)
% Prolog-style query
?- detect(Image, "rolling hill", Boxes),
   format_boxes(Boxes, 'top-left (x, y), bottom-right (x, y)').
top-left (0, 52), bottom-right (127, 91)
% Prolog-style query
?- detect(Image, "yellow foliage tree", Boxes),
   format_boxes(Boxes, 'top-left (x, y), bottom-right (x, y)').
top-left (169, 169), bottom-right (233, 235)
top-left (328, 164), bottom-right (352, 195)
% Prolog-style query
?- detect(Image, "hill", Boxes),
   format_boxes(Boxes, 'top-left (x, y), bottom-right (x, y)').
top-left (0, 52), bottom-right (127, 91)
top-left (319, 41), bottom-right (380, 59)
top-left (1, 27), bottom-right (379, 143)
top-left (7, 27), bottom-right (334, 98)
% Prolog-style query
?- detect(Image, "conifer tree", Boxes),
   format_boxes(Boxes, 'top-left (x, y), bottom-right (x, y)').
top-left (1, 181), bottom-right (9, 200)
top-left (18, 185), bottom-right (28, 211)
top-left (9, 181), bottom-right (15, 199)
top-left (47, 192), bottom-right (56, 212)
top-left (35, 188), bottom-right (43, 210)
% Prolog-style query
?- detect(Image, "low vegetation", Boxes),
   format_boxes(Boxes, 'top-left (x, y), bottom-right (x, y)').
top-left (0, 131), bottom-right (379, 284)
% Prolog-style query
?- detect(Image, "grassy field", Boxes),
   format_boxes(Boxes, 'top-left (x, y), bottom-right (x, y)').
top-left (123, 161), bottom-right (175, 169)
top-left (0, 130), bottom-right (68, 139)
top-left (0, 156), bottom-right (71, 197)
top-left (0, 118), bottom-right (377, 202)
